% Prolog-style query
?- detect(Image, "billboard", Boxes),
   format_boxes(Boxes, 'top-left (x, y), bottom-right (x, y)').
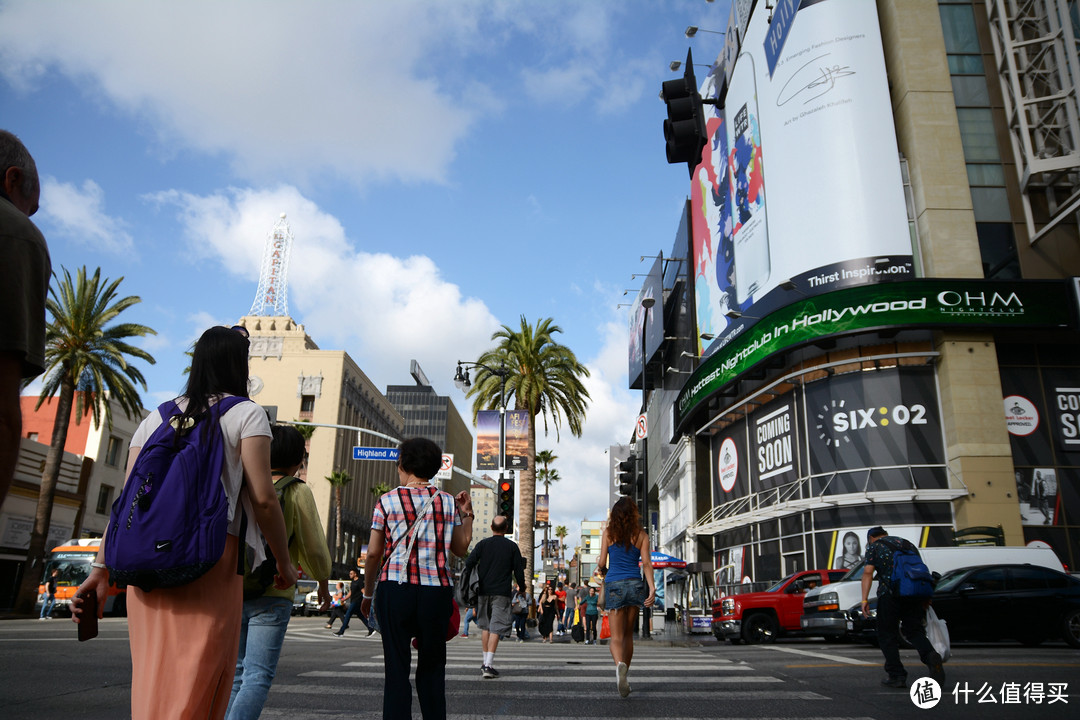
top-left (692, 0), bottom-right (913, 357)
top-left (628, 254), bottom-right (664, 389)
top-left (536, 494), bottom-right (549, 525)
top-left (505, 410), bottom-right (530, 470)
top-left (710, 366), bottom-right (946, 504)
top-left (475, 410), bottom-right (500, 471)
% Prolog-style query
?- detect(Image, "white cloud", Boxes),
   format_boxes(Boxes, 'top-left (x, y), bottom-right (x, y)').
top-left (40, 177), bottom-right (134, 254)
top-left (0, 1), bottom-right (642, 190)
top-left (146, 185), bottom-right (502, 391)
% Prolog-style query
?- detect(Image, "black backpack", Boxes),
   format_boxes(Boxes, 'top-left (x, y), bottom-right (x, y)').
top-left (241, 475), bottom-right (300, 600)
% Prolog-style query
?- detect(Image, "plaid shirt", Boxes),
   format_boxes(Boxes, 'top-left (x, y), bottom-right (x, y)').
top-left (372, 486), bottom-right (459, 587)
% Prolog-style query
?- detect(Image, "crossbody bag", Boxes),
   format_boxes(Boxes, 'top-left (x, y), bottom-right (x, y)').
top-left (368, 489), bottom-right (438, 632)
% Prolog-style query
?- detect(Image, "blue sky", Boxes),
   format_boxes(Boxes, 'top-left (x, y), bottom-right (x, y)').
top-left (2, 0), bottom-right (731, 543)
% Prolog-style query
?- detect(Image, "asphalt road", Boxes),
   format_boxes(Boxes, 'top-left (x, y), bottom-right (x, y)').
top-left (1, 615), bottom-right (1077, 719)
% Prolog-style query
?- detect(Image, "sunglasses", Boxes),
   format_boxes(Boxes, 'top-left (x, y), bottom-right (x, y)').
top-left (230, 325), bottom-right (250, 339)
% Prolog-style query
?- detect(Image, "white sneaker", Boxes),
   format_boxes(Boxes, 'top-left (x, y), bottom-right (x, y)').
top-left (617, 662), bottom-right (630, 698)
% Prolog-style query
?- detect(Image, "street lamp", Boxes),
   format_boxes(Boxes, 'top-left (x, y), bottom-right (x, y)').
top-left (639, 296), bottom-right (655, 640)
top-left (684, 25), bottom-right (724, 38)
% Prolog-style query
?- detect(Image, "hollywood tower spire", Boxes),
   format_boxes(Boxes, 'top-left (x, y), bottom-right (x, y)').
top-left (248, 213), bottom-right (293, 317)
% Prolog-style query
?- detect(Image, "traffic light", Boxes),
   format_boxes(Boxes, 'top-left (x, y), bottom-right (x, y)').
top-left (616, 455), bottom-right (638, 496)
top-left (497, 472), bottom-right (514, 525)
top-left (662, 48), bottom-right (707, 175)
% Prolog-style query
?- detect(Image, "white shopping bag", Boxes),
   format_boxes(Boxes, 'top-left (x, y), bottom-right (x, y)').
top-left (926, 606), bottom-right (951, 663)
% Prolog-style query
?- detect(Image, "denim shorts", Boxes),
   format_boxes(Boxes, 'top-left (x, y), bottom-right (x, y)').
top-left (604, 578), bottom-right (647, 611)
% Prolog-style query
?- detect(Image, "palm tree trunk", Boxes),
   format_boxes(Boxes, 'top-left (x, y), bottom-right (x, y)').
top-left (14, 375), bottom-right (76, 614)
top-left (518, 409), bottom-right (537, 596)
top-left (335, 485), bottom-right (343, 566)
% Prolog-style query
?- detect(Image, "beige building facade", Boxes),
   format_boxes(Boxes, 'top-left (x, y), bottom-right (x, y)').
top-left (236, 314), bottom-right (403, 574)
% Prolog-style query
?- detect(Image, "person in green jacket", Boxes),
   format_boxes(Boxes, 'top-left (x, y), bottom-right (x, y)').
top-left (227, 424), bottom-right (332, 719)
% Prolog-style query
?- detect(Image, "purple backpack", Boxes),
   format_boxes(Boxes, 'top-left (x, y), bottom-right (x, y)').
top-left (104, 396), bottom-right (248, 591)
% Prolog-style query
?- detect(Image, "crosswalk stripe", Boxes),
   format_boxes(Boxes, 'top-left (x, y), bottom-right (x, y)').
top-left (756, 645), bottom-right (876, 666)
top-left (342, 661), bottom-right (754, 671)
top-left (299, 671), bottom-right (784, 683)
top-left (269, 685), bottom-right (830, 701)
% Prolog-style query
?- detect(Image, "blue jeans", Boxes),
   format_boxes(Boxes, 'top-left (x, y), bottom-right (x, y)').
top-left (39, 595), bottom-right (55, 618)
top-left (340, 599), bottom-right (370, 631)
top-left (463, 606), bottom-right (477, 636)
top-left (226, 596), bottom-right (293, 720)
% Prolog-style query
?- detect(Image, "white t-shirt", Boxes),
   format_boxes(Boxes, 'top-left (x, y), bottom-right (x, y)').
top-left (129, 394), bottom-right (272, 554)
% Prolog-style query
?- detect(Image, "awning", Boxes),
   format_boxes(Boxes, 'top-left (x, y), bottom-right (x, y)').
top-left (650, 552), bottom-right (687, 569)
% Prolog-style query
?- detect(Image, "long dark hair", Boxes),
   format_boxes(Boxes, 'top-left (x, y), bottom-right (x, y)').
top-left (179, 326), bottom-right (250, 435)
top-left (607, 496), bottom-right (641, 549)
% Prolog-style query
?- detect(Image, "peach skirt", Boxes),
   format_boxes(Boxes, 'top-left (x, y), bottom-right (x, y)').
top-left (127, 534), bottom-right (242, 720)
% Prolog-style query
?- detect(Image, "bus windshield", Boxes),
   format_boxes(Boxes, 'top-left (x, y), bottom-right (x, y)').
top-left (41, 552), bottom-right (94, 587)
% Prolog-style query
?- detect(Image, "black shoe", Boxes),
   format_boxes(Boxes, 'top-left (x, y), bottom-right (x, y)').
top-left (365, 626), bottom-right (376, 637)
top-left (881, 675), bottom-right (908, 689)
top-left (481, 665), bottom-right (499, 679)
top-left (333, 630), bottom-right (345, 637)
top-left (926, 652), bottom-right (945, 685)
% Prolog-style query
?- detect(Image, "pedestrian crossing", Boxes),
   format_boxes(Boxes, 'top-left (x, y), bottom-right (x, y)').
top-left (259, 638), bottom-right (863, 718)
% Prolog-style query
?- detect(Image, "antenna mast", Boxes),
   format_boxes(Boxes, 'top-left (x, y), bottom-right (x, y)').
top-left (249, 213), bottom-right (293, 316)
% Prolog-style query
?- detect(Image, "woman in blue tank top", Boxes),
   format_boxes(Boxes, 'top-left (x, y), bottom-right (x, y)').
top-left (598, 497), bottom-right (656, 698)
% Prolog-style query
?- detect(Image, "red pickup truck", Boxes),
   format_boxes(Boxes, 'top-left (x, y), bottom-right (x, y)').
top-left (712, 569), bottom-right (849, 644)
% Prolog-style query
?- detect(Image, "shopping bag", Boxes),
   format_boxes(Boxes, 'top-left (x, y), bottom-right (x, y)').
top-left (926, 606), bottom-right (950, 663)
top-left (599, 614), bottom-right (611, 640)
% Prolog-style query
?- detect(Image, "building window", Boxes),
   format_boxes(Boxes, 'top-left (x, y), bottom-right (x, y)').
top-left (977, 223), bottom-right (1021, 278)
top-left (300, 394), bottom-right (315, 420)
top-left (27, 432), bottom-right (38, 441)
top-left (95, 485), bottom-right (114, 515)
top-left (106, 436), bottom-right (123, 467)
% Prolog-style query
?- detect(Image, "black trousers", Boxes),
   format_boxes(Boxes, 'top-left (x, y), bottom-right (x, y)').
top-left (585, 614), bottom-right (598, 642)
top-left (876, 592), bottom-right (936, 678)
top-left (374, 582), bottom-right (453, 720)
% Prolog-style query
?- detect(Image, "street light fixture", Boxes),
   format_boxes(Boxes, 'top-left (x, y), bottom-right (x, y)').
top-left (669, 61), bottom-right (714, 72)
top-left (685, 25), bottom-right (724, 38)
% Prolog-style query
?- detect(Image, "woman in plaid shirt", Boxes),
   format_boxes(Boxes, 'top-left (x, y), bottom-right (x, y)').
top-left (361, 438), bottom-right (474, 719)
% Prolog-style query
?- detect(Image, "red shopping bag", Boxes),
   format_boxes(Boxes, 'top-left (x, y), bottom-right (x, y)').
top-left (599, 614), bottom-right (611, 640)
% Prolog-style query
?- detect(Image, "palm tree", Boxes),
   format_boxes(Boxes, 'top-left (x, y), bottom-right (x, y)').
top-left (371, 482), bottom-right (391, 498)
top-left (555, 525), bottom-right (568, 568)
top-left (293, 420), bottom-right (315, 442)
top-left (541, 468), bottom-right (561, 496)
top-left (291, 420), bottom-right (315, 481)
top-left (326, 470), bottom-right (353, 564)
top-left (14, 267), bottom-right (156, 613)
top-left (466, 316), bottom-right (590, 587)
top-left (536, 449), bottom-right (557, 477)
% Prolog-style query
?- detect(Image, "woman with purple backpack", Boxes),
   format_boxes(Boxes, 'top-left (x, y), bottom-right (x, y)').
top-left (72, 325), bottom-right (297, 720)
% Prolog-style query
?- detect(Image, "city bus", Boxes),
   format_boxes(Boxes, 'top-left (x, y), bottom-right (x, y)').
top-left (37, 538), bottom-right (127, 617)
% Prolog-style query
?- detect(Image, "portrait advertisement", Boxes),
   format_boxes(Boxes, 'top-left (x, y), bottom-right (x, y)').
top-left (831, 529), bottom-right (863, 570)
top-left (1018, 467), bottom-right (1060, 526)
top-left (823, 525), bottom-right (925, 570)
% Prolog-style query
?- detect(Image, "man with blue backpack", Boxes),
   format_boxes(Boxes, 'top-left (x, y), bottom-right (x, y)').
top-left (860, 526), bottom-right (945, 689)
